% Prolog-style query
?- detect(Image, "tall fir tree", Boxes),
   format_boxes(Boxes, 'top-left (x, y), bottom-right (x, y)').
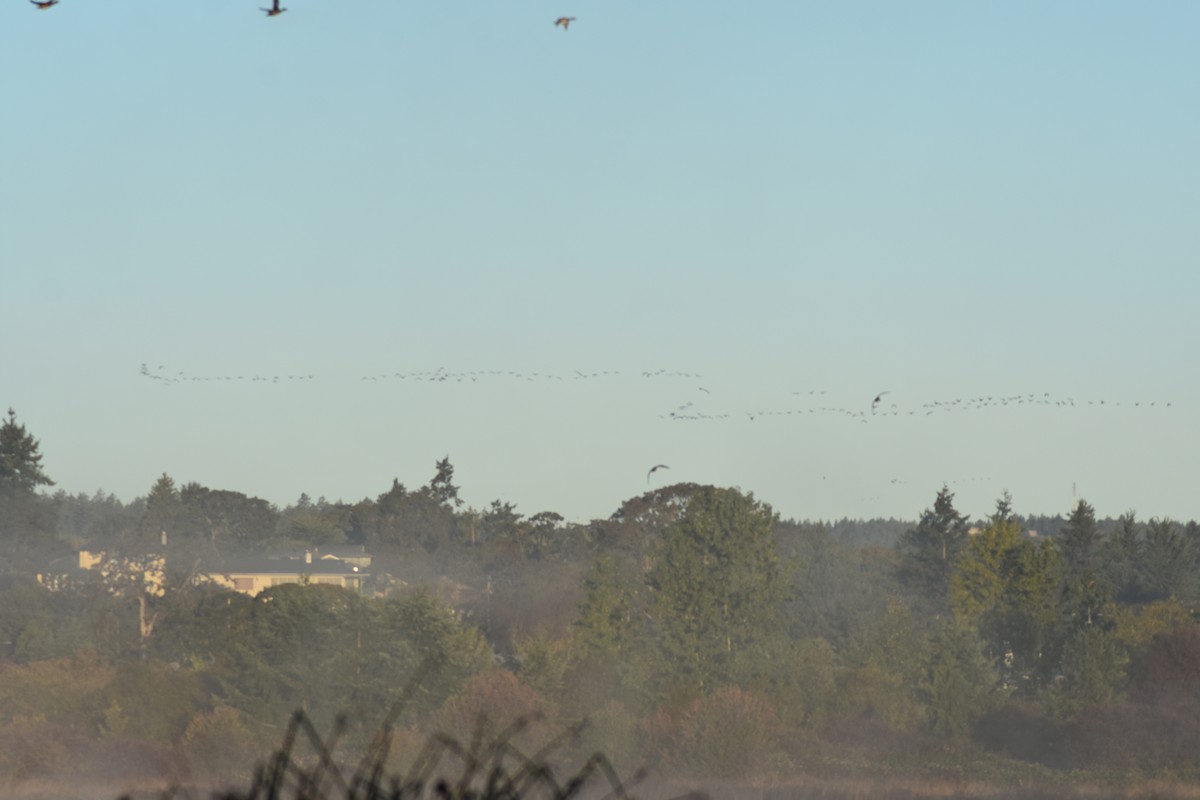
top-left (1059, 499), bottom-right (1100, 581)
top-left (0, 408), bottom-right (54, 493)
top-left (1099, 512), bottom-right (1143, 604)
top-left (898, 486), bottom-right (970, 609)
top-left (1139, 517), bottom-right (1193, 603)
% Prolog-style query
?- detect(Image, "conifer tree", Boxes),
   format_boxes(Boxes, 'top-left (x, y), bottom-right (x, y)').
top-left (898, 486), bottom-right (969, 608)
top-left (429, 456), bottom-right (463, 508)
top-left (1059, 499), bottom-right (1100, 581)
top-left (0, 408), bottom-right (54, 493)
top-left (645, 487), bottom-right (786, 699)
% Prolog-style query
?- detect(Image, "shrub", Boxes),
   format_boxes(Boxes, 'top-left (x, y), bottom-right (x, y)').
top-left (1063, 701), bottom-right (1200, 772)
top-left (673, 686), bottom-right (782, 779)
top-left (972, 702), bottom-right (1064, 767)
top-left (571, 700), bottom-right (639, 771)
top-left (0, 717), bottom-right (78, 782)
top-left (182, 706), bottom-right (260, 783)
top-left (429, 670), bottom-right (555, 752)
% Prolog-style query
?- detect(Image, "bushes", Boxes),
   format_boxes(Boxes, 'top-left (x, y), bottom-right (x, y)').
top-left (649, 686), bottom-right (783, 779)
top-left (0, 652), bottom-right (112, 728)
top-left (101, 660), bottom-right (206, 743)
top-left (573, 700), bottom-right (639, 771)
top-left (182, 706), bottom-right (260, 783)
top-left (430, 670), bottom-right (555, 751)
top-left (0, 718), bottom-right (80, 782)
top-left (972, 703), bottom-right (1064, 767)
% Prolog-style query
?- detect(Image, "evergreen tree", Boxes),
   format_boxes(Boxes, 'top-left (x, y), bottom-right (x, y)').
top-left (1004, 537), bottom-right (1063, 690)
top-left (898, 486), bottom-right (970, 608)
top-left (0, 409), bottom-right (54, 493)
top-left (950, 515), bottom-right (1023, 630)
top-left (576, 556), bottom-right (636, 658)
top-left (141, 473), bottom-right (184, 547)
top-left (644, 487), bottom-right (787, 701)
top-left (1099, 512), bottom-right (1143, 604)
top-left (992, 490), bottom-right (1016, 524)
top-left (923, 621), bottom-right (996, 737)
top-left (1060, 571), bottom-right (1112, 631)
top-left (1139, 517), bottom-right (1193, 603)
top-left (950, 514), bottom-right (1028, 680)
top-left (1057, 624), bottom-right (1127, 716)
top-left (568, 554), bottom-right (649, 714)
top-left (0, 409), bottom-right (60, 567)
top-left (1059, 500), bottom-right (1100, 581)
top-left (429, 456), bottom-right (463, 508)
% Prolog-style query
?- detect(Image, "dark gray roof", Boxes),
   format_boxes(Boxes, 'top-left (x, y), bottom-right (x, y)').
top-left (266, 545), bottom-right (371, 561)
top-left (212, 557), bottom-right (367, 576)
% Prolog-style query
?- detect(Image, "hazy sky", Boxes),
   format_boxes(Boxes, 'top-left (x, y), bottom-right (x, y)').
top-left (4, 1), bottom-right (1198, 525)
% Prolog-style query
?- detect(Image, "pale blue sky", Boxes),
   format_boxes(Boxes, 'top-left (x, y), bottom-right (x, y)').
top-left (4, 1), bottom-right (1198, 524)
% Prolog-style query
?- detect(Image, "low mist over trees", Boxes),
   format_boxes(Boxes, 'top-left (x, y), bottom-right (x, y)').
top-left (5, 406), bottom-right (1200, 791)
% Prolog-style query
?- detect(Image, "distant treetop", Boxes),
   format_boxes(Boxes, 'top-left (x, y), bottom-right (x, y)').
top-left (0, 408), bottom-right (55, 493)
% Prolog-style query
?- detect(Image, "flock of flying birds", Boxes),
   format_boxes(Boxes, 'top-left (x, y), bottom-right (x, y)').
top-left (138, 362), bottom-right (1179, 499)
top-left (662, 389), bottom-right (1175, 424)
top-left (140, 364), bottom-right (700, 385)
top-left (139, 363), bottom-right (1176, 424)
top-left (28, 0), bottom-right (580, 25)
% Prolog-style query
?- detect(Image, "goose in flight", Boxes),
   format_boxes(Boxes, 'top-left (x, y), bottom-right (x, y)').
top-left (554, 16), bottom-right (576, 30)
top-left (261, 0), bottom-right (286, 16)
top-left (646, 464), bottom-right (669, 483)
top-left (31, 0), bottom-right (59, 8)
top-left (871, 391), bottom-right (890, 414)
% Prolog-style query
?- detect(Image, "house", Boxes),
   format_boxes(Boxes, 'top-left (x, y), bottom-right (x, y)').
top-left (268, 544), bottom-right (372, 570)
top-left (37, 549), bottom-right (166, 597)
top-left (200, 549), bottom-right (369, 597)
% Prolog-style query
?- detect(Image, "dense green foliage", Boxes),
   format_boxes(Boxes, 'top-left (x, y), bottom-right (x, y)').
top-left (4, 407), bottom-right (1200, 792)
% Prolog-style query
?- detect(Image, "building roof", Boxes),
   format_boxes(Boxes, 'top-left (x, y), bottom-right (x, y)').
top-left (211, 557), bottom-right (366, 576)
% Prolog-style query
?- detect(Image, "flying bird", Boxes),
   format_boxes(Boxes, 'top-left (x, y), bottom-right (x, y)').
top-left (30, 0), bottom-right (58, 8)
top-left (260, 0), bottom-right (286, 16)
top-left (871, 391), bottom-right (890, 414)
top-left (646, 464), bottom-right (669, 483)
top-left (554, 16), bottom-right (576, 30)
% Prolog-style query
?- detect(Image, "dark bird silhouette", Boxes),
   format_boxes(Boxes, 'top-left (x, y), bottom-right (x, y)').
top-left (871, 391), bottom-right (890, 414)
top-left (554, 16), bottom-right (576, 30)
top-left (260, 0), bottom-right (286, 16)
top-left (646, 464), bottom-right (669, 483)
top-left (30, 0), bottom-right (58, 8)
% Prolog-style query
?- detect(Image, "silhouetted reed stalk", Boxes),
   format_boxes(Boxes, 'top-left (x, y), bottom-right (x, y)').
top-left (130, 664), bottom-right (651, 800)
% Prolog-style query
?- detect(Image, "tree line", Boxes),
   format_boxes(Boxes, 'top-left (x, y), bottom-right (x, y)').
top-left (4, 407), bottom-right (1200, 789)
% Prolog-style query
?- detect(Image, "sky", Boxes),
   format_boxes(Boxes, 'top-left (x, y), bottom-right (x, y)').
top-left (3, 1), bottom-right (1198, 526)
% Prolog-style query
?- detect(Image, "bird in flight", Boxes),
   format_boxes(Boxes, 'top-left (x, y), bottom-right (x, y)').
top-left (30, 0), bottom-right (58, 8)
top-left (554, 16), bottom-right (576, 30)
top-left (260, 0), bottom-right (286, 16)
top-left (871, 391), bottom-right (890, 414)
top-left (646, 464), bottom-right (670, 483)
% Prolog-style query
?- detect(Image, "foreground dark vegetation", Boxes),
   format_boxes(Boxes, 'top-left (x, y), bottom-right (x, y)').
top-left (4, 408), bottom-right (1200, 798)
